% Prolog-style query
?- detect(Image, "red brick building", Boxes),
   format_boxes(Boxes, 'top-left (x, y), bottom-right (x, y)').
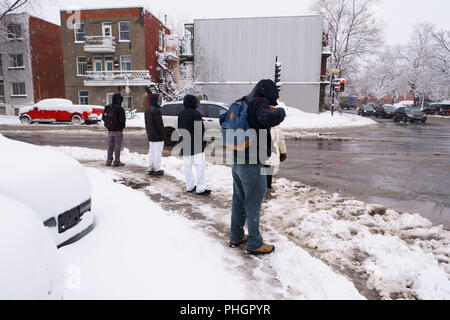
top-left (0, 13), bottom-right (65, 115)
top-left (60, 6), bottom-right (170, 111)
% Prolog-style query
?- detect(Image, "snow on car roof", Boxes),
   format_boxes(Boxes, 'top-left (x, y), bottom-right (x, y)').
top-left (36, 99), bottom-right (73, 108)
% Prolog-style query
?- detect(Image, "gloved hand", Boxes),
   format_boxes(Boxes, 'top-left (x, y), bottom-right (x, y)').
top-left (280, 153), bottom-right (287, 162)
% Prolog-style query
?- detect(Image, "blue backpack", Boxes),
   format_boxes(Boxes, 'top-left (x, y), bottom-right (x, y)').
top-left (221, 100), bottom-right (254, 151)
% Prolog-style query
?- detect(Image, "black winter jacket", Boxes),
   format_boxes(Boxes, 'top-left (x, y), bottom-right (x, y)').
top-left (178, 95), bottom-right (206, 156)
top-left (220, 79), bottom-right (286, 164)
top-left (145, 94), bottom-right (166, 142)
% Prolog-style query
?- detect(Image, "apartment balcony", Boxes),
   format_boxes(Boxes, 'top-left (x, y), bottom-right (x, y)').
top-left (84, 36), bottom-right (116, 53)
top-left (84, 70), bottom-right (153, 87)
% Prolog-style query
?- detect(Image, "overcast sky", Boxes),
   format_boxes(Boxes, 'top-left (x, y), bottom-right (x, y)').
top-left (34, 0), bottom-right (450, 45)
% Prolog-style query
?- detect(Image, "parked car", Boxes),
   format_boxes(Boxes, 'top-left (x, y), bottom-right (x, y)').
top-left (0, 194), bottom-right (63, 299)
top-left (19, 99), bottom-right (104, 125)
top-left (358, 105), bottom-right (375, 116)
top-left (375, 105), bottom-right (396, 118)
top-left (393, 107), bottom-right (427, 123)
top-left (161, 100), bottom-right (229, 146)
top-left (422, 102), bottom-right (450, 116)
top-left (0, 134), bottom-right (94, 248)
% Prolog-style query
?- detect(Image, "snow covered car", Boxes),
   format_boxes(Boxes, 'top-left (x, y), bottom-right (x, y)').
top-left (161, 100), bottom-right (229, 146)
top-left (19, 98), bottom-right (104, 125)
top-left (0, 135), bottom-right (94, 248)
top-left (0, 194), bottom-right (63, 299)
top-left (393, 100), bottom-right (414, 109)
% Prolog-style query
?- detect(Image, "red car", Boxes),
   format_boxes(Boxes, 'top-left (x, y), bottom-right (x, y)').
top-left (19, 99), bottom-right (104, 125)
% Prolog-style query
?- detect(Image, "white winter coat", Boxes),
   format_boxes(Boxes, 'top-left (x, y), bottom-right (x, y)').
top-left (265, 125), bottom-right (287, 170)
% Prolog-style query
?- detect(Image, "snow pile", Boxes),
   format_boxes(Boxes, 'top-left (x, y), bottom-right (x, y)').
top-left (0, 135), bottom-right (91, 222)
top-left (59, 168), bottom-right (246, 299)
top-left (47, 146), bottom-right (450, 299)
top-left (0, 194), bottom-right (63, 300)
top-left (0, 115), bottom-right (21, 125)
top-left (279, 102), bottom-right (377, 130)
top-left (263, 180), bottom-right (450, 300)
top-left (125, 112), bottom-right (145, 128)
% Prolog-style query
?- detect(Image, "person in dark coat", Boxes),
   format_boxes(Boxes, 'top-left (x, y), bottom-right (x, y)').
top-left (177, 95), bottom-right (211, 196)
top-left (103, 93), bottom-right (126, 167)
top-left (221, 79), bottom-right (286, 256)
top-left (145, 93), bottom-right (166, 175)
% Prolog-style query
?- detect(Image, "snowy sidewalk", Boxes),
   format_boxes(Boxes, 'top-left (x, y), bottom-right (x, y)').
top-left (50, 146), bottom-right (450, 300)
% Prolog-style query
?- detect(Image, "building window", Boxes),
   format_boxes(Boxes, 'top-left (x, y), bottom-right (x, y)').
top-left (103, 22), bottom-right (112, 37)
top-left (11, 83), bottom-right (26, 97)
top-left (123, 95), bottom-right (132, 109)
top-left (158, 31), bottom-right (164, 50)
top-left (77, 57), bottom-right (87, 76)
top-left (7, 25), bottom-right (22, 40)
top-left (74, 23), bottom-right (85, 42)
top-left (106, 93), bottom-right (115, 105)
top-left (120, 56), bottom-right (131, 71)
top-left (79, 90), bottom-right (89, 105)
top-left (9, 54), bottom-right (24, 69)
top-left (0, 83), bottom-right (5, 103)
top-left (119, 21), bottom-right (130, 41)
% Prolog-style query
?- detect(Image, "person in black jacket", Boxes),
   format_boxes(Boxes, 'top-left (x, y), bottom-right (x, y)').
top-left (177, 95), bottom-right (211, 196)
top-left (222, 80), bottom-right (286, 256)
top-left (145, 93), bottom-right (166, 176)
top-left (103, 93), bottom-right (126, 167)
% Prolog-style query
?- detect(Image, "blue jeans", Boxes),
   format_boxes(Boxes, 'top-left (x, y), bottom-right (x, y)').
top-left (230, 164), bottom-right (267, 251)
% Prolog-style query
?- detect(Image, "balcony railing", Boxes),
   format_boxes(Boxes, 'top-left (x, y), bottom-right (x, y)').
top-left (84, 36), bottom-right (116, 53)
top-left (84, 70), bottom-right (153, 87)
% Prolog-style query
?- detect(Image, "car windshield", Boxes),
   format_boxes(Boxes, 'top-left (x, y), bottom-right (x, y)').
top-left (383, 106), bottom-right (395, 111)
top-left (365, 106), bottom-right (374, 110)
top-left (405, 107), bottom-right (420, 113)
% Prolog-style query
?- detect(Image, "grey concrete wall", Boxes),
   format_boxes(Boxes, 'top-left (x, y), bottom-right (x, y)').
top-left (196, 83), bottom-right (320, 113)
top-left (193, 15), bottom-right (323, 113)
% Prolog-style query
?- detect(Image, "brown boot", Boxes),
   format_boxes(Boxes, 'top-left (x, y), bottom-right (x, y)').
top-left (246, 244), bottom-right (275, 256)
top-left (229, 235), bottom-right (248, 248)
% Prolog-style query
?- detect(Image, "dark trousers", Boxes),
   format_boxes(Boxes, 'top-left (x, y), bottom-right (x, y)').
top-left (267, 175), bottom-right (273, 189)
top-left (107, 131), bottom-right (124, 164)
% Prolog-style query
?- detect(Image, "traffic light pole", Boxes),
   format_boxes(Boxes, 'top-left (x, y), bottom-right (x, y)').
top-left (330, 73), bottom-right (335, 116)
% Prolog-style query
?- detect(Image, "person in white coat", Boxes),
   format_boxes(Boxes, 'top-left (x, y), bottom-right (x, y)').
top-left (265, 125), bottom-right (287, 189)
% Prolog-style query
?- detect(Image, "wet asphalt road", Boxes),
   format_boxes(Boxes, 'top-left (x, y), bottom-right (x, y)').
top-left (1, 115), bottom-right (449, 227)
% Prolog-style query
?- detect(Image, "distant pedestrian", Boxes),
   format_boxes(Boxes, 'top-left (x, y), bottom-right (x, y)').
top-left (145, 93), bottom-right (166, 176)
top-left (220, 79), bottom-right (286, 255)
top-left (265, 124), bottom-right (287, 190)
top-left (178, 95), bottom-right (211, 196)
top-left (103, 93), bottom-right (126, 167)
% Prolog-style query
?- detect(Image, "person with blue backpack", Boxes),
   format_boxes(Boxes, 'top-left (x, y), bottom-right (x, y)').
top-left (220, 79), bottom-right (286, 255)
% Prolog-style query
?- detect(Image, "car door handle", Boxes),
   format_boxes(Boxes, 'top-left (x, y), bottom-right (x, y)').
top-left (207, 119), bottom-right (213, 122)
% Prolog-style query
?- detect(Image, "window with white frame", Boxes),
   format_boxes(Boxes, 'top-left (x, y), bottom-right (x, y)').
top-left (77, 57), bottom-right (87, 76)
top-left (102, 22), bottom-right (112, 37)
top-left (7, 25), bottom-right (22, 40)
top-left (158, 31), bottom-right (164, 50)
top-left (79, 90), bottom-right (89, 105)
top-left (74, 23), bottom-right (85, 42)
top-left (119, 21), bottom-right (130, 41)
top-left (9, 54), bottom-right (24, 69)
top-left (120, 56), bottom-right (131, 71)
top-left (11, 83), bottom-right (26, 97)
top-left (122, 95), bottom-right (132, 109)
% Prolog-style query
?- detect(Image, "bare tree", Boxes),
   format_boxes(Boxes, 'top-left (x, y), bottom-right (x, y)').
top-left (311, 0), bottom-right (383, 78)
top-left (0, 1), bottom-right (32, 22)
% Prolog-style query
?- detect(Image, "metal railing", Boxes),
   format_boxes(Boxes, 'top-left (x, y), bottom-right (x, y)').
top-left (85, 70), bottom-right (152, 81)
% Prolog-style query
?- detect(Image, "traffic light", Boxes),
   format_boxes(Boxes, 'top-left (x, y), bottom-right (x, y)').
top-left (334, 80), bottom-right (341, 93)
top-left (340, 79), bottom-right (345, 92)
top-left (275, 56), bottom-right (282, 92)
